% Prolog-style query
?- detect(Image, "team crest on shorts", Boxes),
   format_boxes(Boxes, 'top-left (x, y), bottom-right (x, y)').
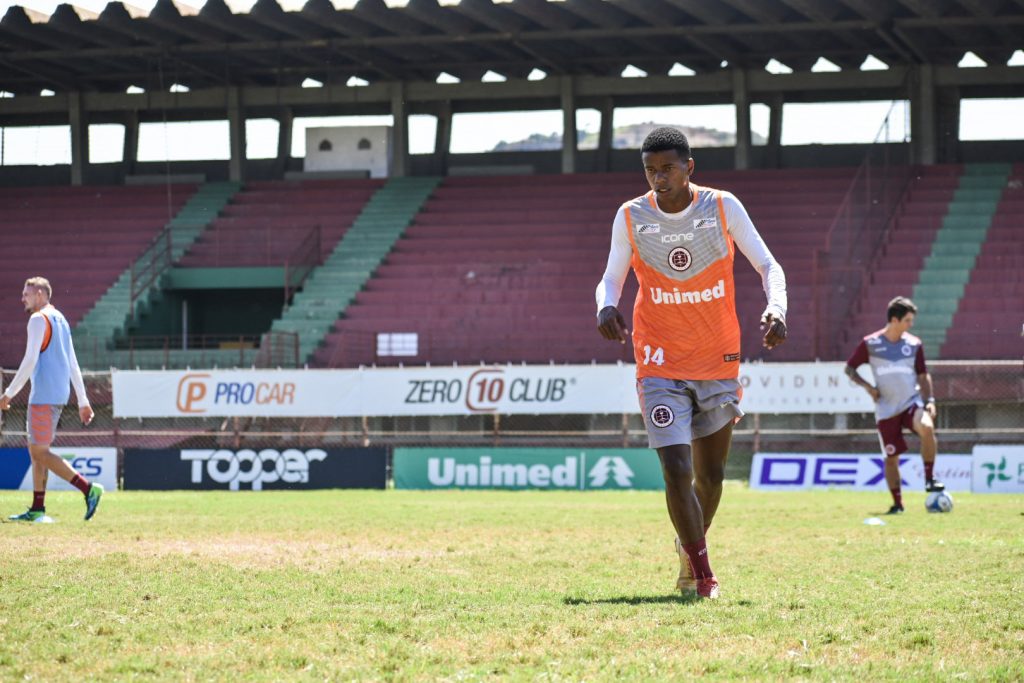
top-left (668, 247), bottom-right (692, 272)
top-left (650, 404), bottom-right (675, 428)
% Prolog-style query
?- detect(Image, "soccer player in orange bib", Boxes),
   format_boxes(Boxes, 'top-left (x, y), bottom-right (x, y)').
top-left (1, 277), bottom-right (101, 523)
top-left (596, 128), bottom-right (788, 599)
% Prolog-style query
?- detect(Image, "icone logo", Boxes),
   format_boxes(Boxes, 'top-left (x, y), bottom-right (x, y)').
top-left (660, 232), bottom-right (694, 244)
top-left (176, 373), bottom-right (296, 414)
top-left (404, 368), bottom-right (568, 413)
top-left (181, 448), bottom-right (326, 490)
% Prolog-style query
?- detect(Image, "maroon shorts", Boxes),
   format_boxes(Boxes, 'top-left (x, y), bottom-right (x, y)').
top-left (876, 404), bottom-right (921, 457)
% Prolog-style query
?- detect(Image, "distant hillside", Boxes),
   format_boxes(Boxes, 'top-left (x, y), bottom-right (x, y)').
top-left (491, 122), bottom-right (766, 152)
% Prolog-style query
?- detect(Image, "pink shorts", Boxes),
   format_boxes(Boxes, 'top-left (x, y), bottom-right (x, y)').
top-left (876, 404), bottom-right (920, 457)
top-left (27, 404), bottom-right (62, 446)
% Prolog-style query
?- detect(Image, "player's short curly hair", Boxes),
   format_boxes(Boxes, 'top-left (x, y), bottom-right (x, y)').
top-left (887, 296), bottom-right (917, 322)
top-left (641, 127), bottom-right (691, 158)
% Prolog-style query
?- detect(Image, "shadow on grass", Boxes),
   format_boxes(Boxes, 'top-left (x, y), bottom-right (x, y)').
top-left (562, 594), bottom-right (702, 606)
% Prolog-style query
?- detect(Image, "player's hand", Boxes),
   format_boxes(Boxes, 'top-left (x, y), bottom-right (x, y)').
top-left (760, 311), bottom-right (787, 349)
top-left (79, 405), bottom-right (94, 426)
top-left (925, 401), bottom-right (936, 419)
top-left (597, 306), bottom-right (629, 344)
top-left (868, 387), bottom-right (881, 402)
top-left (0, 395), bottom-right (10, 411)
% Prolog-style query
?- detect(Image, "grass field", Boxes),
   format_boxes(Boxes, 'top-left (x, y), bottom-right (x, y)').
top-left (1, 486), bottom-right (1023, 681)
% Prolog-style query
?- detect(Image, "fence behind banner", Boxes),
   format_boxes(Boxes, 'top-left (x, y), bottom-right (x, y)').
top-left (1, 363), bottom-right (1020, 484)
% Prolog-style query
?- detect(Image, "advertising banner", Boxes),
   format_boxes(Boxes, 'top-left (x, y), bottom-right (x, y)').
top-left (394, 447), bottom-right (664, 491)
top-left (123, 447), bottom-right (386, 491)
top-left (749, 453), bottom-right (972, 491)
top-left (0, 447), bottom-right (118, 491)
top-left (112, 362), bottom-right (875, 418)
top-left (971, 445), bottom-right (1024, 493)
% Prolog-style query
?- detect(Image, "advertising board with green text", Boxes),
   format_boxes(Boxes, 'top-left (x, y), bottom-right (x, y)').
top-left (394, 448), bottom-right (664, 490)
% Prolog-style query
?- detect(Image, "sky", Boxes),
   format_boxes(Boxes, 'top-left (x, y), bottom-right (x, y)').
top-left (1, 0), bottom-right (1022, 165)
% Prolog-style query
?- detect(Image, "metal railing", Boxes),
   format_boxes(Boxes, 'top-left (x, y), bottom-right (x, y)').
top-left (197, 224), bottom-right (322, 268)
top-left (120, 333), bottom-right (261, 368)
top-left (1, 362), bottom-right (1020, 453)
top-left (813, 99), bottom-right (914, 359)
top-left (129, 225), bottom-right (173, 320)
top-left (254, 331), bottom-right (301, 368)
top-left (284, 225), bottom-right (322, 307)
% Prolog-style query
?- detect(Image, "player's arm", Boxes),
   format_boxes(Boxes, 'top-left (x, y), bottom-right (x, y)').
top-left (915, 346), bottom-right (935, 419)
top-left (67, 337), bottom-right (93, 426)
top-left (0, 315), bottom-right (45, 411)
top-left (844, 341), bottom-right (880, 402)
top-left (595, 206), bottom-right (632, 344)
top-left (722, 193), bottom-right (787, 349)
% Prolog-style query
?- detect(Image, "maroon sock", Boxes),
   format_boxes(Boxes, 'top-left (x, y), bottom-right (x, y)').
top-left (31, 491), bottom-right (45, 511)
top-left (69, 474), bottom-right (91, 496)
top-left (924, 461), bottom-right (935, 481)
top-left (682, 537), bottom-right (714, 579)
top-left (891, 487), bottom-right (903, 507)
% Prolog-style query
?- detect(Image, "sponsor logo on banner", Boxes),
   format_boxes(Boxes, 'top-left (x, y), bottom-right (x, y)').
top-left (738, 364), bottom-right (875, 413)
top-left (750, 453), bottom-right (972, 491)
top-left (176, 373), bottom-right (297, 414)
top-left (0, 448), bottom-right (117, 491)
top-left (123, 448), bottom-right (386, 490)
top-left (114, 362), bottom-right (880, 418)
top-left (181, 449), bottom-right (326, 491)
top-left (972, 445), bottom-right (1024, 493)
top-left (405, 368), bottom-right (569, 413)
top-left (394, 448), bottom-right (663, 490)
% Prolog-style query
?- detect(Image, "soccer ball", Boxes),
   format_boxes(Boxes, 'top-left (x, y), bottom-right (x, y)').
top-left (925, 491), bottom-right (954, 513)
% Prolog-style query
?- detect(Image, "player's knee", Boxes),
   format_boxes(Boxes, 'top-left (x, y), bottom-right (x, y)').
top-left (658, 451), bottom-right (694, 485)
top-left (696, 465), bottom-right (724, 488)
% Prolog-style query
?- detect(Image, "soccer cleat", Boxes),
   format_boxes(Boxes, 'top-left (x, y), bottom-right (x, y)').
top-left (8, 508), bottom-right (53, 523)
top-left (674, 537), bottom-right (697, 594)
top-left (696, 576), bottom-right (720, 600)
top-left (84, 483), bottom-right (104, 521)
top-left (926, 479), bottom-right (945, 492)
top-left (885, 504), bottom-right (905, 515)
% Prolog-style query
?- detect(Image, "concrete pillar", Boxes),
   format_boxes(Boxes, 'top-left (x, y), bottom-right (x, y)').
top-left (597, 96), bottom-right (614, 172)
top-left (227, 86), bottom-right (245, 182)
top-left (911, 64), bottom-right (937, 165)
top-left (936, 86), bottom-right (961, 164)
top-left (123, 110), bottom-right (139, 170)
top-left (560, 75), bottom-right (576, 174)
top-left (767, 94), bottom-right (784, 169)
top-left (68, 92), bottom-right (87, 185)
top-left (434, 100), bottom-right (452, 175)
top-left (390, 82), bottom-right (408, 178)
top-left (732, 69), bottom-right (750, 170)
top-left (277, 106), bottom-right (293, 163)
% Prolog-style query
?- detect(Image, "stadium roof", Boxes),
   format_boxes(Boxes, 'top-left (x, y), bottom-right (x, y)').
top-left (1, 0), bottom-right (1023, 95)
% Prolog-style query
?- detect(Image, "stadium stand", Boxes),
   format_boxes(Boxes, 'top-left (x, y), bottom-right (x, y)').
top-left (846, 163), bottom-right (1020, 360)
top-left (74, 182), bottom-right (239, 366)
top-left (314, 167), bottom-right (857, 367)
top-left (941, 163), bottom-right (1024, 359)
top-left (845, 165), bottom-right (960, 351)
top-left (910, 163), bottom-right (1010, 353)
top-left (176, 179), bottom-right (384, 267)
top-left (270, 176), bottom-right (440, 363)
top-left (0, 184), bottom-right (197, 369)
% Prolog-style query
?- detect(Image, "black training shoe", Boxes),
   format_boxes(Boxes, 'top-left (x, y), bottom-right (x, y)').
top-left (885, 504), bottom-right (905, 515)
top-left (926, 479), bottom-right (945, 492)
